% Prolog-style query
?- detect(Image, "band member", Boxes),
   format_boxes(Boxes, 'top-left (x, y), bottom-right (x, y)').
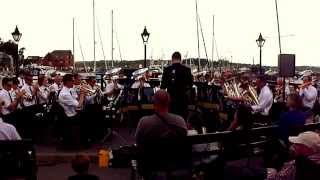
top-left (20, 72), bottom-right (39, 138)
top-left (72, 73), bottom-right (81, 99)
top-left (299, 76), bottom-right (318, 110)
top-left (37, 76), bottom-right (50, 105)
top-left (49, 74), bottom-right (62, 93)
top-left (105, 75), bottom-right (123, 100)
top-left (274, 77), bottom-right (290, 103)
top-left (161, 51), bottom-right (193, 118)
top-left (58, 74), bottom-right (85, 146)
top-left (0, 77), bottom-right (22, 125)
top-left (21, 72), bottom-right (38, 108)
top-left (11, 77), bottom-right (22, 110)
top-left (251, 75), bottom-right (273, 116)
top-left (83, 75), bottom-right (104, 141)
top-left (131, 76), bottom-right (151, 89)
top-left (59, 74), bottom-right (85, 118)
top-left (84, 75), bottom-right (99, 105)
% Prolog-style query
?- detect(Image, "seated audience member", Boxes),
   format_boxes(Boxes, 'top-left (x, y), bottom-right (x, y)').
top-left (0, 117), bottom-right (21, 140)
top-left (68, 154), bottom-right (99, 180)
top-left (267, 131), bottom-right (320, 180)
top-left (228, 104), bottom-right (252, 131)
top-left (136, 90), bottom-right (188, 144)
top-left (135, 90), bottom-right (191, 179)
top-left (278, 93), bottom-right (308, 142)
top-left (0, 99), bottom-right (21, 140)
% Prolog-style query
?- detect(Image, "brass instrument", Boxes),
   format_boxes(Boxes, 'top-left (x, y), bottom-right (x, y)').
top-left (80, 84), bottom-right (99, 96)
top-left (132, 68), bottom-right (148, 80)
top-left (299, 82), bottom-right (312, 90)
top-left (223, 79), bottom-right (259, 106)
top-left (248, 85), bottom-right (259, 105)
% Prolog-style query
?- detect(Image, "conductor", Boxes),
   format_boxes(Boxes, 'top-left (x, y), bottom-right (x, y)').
top-left (160, 51), bottom-right (193, 118)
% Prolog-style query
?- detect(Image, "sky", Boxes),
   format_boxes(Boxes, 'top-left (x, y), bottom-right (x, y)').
top-left (1, 0), bottom-right (320, 66)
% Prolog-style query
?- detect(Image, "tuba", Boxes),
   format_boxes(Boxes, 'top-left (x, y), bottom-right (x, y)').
top-left (223, 78), bottom-right (259, 106)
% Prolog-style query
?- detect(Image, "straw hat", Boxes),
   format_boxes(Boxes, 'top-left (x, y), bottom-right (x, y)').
top-left (289, 131), bottom-right (320, 152)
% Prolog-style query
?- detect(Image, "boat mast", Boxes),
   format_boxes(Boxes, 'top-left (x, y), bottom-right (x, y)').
top-left (211, 15), bottom-right (214, 70)
top-left (195, 0), bottom-right (200, 72)
top-left (111, 10), bottom-right (114, 68)
top-left (73, 17), bottom-right (75, 71)
top-left (93, 0), bottom-right (96, 72)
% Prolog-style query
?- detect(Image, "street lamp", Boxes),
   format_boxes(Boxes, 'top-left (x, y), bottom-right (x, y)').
top-left (141, 26), bottom-right (150, 68)
top-left (256, 33), bottom-right (265, 74)
top-left (11, 25), bottom-right (22, 75)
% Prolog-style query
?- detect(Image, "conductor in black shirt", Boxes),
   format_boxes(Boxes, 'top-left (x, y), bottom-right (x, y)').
top-left (160, 51), bottom-right (193, 118)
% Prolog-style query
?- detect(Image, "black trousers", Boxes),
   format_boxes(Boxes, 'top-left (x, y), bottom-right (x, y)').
top-left (18, 105), bottom-right (41, 139)
top-left (170, 98), bottom-right (188, 119)
top-left (59, 115), bottom-right (83, 148)
top-left (81, 104), bottom-right (104, 141)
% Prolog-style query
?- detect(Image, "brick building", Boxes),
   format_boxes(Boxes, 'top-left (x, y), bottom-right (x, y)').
top-left (41, 50), bottom-right (74, 70)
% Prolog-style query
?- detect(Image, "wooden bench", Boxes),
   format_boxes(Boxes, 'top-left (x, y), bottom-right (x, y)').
top-left (0, 140), bottom-right (37, 180)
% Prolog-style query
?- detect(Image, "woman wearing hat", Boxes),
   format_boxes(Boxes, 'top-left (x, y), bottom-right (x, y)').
top-left (267, 131), bottom-right (320, 180)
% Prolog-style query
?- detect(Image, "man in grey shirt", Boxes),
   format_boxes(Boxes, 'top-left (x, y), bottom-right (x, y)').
top-left (135, 90), bottom-right (191, 180)
top-left (135, 90), bottom-right (187, 145)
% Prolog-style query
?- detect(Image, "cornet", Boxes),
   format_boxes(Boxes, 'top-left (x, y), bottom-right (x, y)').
top-left (80, 85), bottom-right (98, 96)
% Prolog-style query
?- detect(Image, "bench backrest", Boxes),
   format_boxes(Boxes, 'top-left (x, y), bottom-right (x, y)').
top-left (0, 140), bottom-right (36, 179)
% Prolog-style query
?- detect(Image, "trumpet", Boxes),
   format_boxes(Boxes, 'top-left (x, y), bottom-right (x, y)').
top-left (80, 85), bottom-right (99, 96)
top-left (299, 82), bottom-right (312, 90)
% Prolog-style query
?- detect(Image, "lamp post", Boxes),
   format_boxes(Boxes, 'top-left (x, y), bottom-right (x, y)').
top-left (141, 26), bottom-right (150, 68)
top-left (11, 25), bottom-right (22, 75)
top-left (256, 33), bottom-right (265, 74)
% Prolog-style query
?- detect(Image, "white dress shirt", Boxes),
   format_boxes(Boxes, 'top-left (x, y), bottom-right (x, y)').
top-left (70, 87), bottom-right (79, 100)
top-left (300, 85), bottom-right (318, 109)
top-left (252, 85), bottom-right (274, 116)
top-left (49, 83), bottom-right (61, 93)
top-left (131, 81), bottom-right (151, 89)
top-left (58, 86), bottom-right (79, 117)
top-left (0, 89), bottom-right (14, 115)
top-left (0, 118), bottom-right (21, 140)
top-left (38, 86), bottom-right (50, 104)
top-left (21, 84), bottom-right (36, 107)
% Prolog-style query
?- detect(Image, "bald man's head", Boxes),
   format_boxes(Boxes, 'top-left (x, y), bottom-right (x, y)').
top-left (154, 90), bottom-right (171, 112)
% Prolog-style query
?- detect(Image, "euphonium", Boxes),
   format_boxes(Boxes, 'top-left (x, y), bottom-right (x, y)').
top-left (248, 86), bottom-right (259, 105)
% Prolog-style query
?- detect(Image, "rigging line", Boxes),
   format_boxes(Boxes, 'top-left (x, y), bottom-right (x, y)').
top-left (96, 16), bottom-right (108, 70)
top-left (214, 37), bottom-right (220, 60)
top-left (197, 11), bottom-right (209, 69)
top-left (77, 35), bottom-right (88, 73)
top-left (114, 28), bottom-right (123, 61)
